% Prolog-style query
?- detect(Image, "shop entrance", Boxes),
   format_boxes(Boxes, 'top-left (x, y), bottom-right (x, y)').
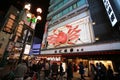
top-left (63, 57), bottom-right (115, 77)
top-left (64, 58), bottom-right (89, 77)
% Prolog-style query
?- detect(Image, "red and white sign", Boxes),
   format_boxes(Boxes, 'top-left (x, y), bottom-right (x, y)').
top-left (47, 16), bottom-right (95, 48)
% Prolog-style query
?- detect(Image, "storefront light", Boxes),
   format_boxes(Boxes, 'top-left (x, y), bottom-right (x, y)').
top-left (95, 37), bottom-right (99, 40)
top-left (92, 22), bottom-right (96, 25)
top-left (107, 61), bottom-right (112, 64)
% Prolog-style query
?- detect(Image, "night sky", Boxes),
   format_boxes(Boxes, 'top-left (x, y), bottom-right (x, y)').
top-left (0, 0), bottom-right (50, 41)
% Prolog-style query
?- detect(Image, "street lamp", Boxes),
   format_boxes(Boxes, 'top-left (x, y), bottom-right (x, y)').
top-left (24, 3), bottom-right (31, 11)
top-left (18, 3), bottom-right (42, 63)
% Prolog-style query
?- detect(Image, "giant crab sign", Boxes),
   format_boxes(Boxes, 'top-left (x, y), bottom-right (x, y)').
top-left (47, 25), bottom-right (81, 47)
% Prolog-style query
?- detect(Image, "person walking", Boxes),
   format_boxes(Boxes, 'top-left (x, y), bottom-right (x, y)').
top-left (107, 65), bottom-right (114, 80)
top-left (44, 60), bottom-right (50, 79)
top-left (66, 62), bottom-right (73, 80)
top-left (51, 62), bottom-right (58, 80)
top-left (79, 62), bottom-right (85, 80)
top-left (90, 63), bottom-right (97, 80)
top-left (14, 60), bottom-right (28, 80)
top-left (60, 63), bottom-right (63, 75)
top-left (99, 62), bottom-right (107, 80)
top-left (59, 62), bottom-right (64, 80)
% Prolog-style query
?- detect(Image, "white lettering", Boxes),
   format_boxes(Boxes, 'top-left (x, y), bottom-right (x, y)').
top-left (103, 0), bottom-right (117, 26)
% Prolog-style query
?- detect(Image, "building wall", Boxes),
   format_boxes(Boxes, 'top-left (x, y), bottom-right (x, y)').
top-left (41, 0), bottom-right (120, 53)
top-left (88, 0), bottom-right (113, 41)
top-left (48, 0), bottom-right (88, 26)
top-left (109, 0), bottom-right (120, 21)
top-left (0, 6), bottom-right (19, 58)
top-left (0, 31), bottom-right (10, 57)
top-left (41, 42), bottom-right (120, 54)
top-left (44, 0), bottom-right (96, 49)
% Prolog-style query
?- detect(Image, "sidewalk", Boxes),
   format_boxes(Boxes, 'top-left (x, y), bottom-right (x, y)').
top-left (39, 71), bottom-right (91, 80)
top-left (73, 72), bottom-right (91, 80)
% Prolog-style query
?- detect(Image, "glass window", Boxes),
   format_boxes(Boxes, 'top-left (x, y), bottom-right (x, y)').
top-left (59, 12), bottom-right (63, 17)
top-left (56, 14), bottom-right (59, 19)
top-left (63, 10), bottom-right (66, 15)
top-left (57, 13), bottom-right (60, 18)
top-left (63, 8), bottom-right (69, 15)
top-left (53, 15), bottom-right (57, 20)
top-left (64, 0), bottom-right (68, 3)
top-left (53, 0), bottom-right (88, 18)
top-left (58, 2), bottom-right (63, 8)
top-left (52, 16), bottom-right (55, 20)
top-left (69, 6), bottom-right (73, 12)
top-left (77, 0), bottom-right (86, 7)
top-left (53, 1), bottom-right (63, 10)
top-left (73, 3), bottom-right (77, 9)
top-left (54, 6), bottom-right (58, 10)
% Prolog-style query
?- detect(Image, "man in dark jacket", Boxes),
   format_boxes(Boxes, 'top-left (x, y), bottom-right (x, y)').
top-left (79, 62), bottom-right (85, 80)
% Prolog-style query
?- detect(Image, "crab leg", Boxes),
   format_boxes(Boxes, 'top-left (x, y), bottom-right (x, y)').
top-left (68, 30), bottom-right (80, 38)
top-left (68, 36), bottom-right (79, 40)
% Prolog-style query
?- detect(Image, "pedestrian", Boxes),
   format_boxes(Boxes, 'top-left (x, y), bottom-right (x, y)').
top-left (99, 62), bottom-right (107, 80)
top-left (73, 63), bottom-right (78, 72)
top-left (90, 63), bottom-right (97, 80)
top-left (79, 62), bottom-right (85, 80)
top-left (107, 65), bottom-right (114, 80)
top-left (44, 60), bottom-right (50, 79)
top-left (14, 60), bottom-right (28, 80)
top-left (31, 61), bottom-right (38, 72)
top-left (51, 62), bottom-right (58, 79)
top-left (66, 62), bottom-right (73, 80)
top-left (60, 63), bottom-right (64, 76)
top-left (59, 62), bottom-right (64, 80)
top-left (95, 62), bottom-right (101, 80)
top-left (1, 66), bottom-right (15, 80)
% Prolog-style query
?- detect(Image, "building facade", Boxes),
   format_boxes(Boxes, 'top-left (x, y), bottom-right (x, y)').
top-left (0, 5), bottom-right (36, 64)
top-left (41, 0), bottom-right (120, 71)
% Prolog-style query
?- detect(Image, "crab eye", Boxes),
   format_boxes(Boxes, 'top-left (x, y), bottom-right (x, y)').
top-left (78, 38), bottom-right (80, 40)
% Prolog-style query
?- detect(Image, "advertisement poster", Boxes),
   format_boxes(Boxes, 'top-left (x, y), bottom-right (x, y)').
top-left (47, 16), bottom-right (95, 48)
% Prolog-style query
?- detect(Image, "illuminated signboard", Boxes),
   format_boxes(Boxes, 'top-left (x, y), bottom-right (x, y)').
top-left (3, 14), bottom-right (16, 33)
top-left (24, 44), bottom-right (31, 54)
top-left (103, 0), bottom-right (117, 26)
top-left (32, 44), bottom-right (40, 54)
top-left (47, 16), bottom-right (95, 48)
top-left (16, 21), bottom-right (24, 37)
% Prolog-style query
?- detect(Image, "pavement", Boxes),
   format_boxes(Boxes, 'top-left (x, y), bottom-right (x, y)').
top-left (39, 71), bottom-right (91, 80)
top-left (73, 72), bottom-right (91, 80)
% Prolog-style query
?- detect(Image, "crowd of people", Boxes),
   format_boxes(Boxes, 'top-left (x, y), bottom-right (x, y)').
top-left (1, 58), bottom-right (64, 80)
top-left (90, 62), bottom-right (120, 80)
top-left (1, 58), bottom-right (120, 80)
